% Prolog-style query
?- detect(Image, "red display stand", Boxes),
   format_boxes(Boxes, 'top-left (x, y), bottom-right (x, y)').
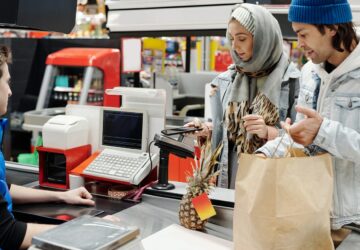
top-left (46, 48), bottom-right (121, 107)
top-left (37, 145), bottom-right (91, 189)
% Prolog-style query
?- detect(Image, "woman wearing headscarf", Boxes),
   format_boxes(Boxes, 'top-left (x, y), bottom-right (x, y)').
top-left (188, 3), bottom-right (300, 189)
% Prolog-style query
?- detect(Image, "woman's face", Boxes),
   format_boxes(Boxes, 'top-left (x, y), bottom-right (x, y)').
top-left (228, 20), bottom-right (253, 62)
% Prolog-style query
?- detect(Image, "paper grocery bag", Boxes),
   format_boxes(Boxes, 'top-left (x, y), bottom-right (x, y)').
top-left (233, 152), bottom-right (334, 250)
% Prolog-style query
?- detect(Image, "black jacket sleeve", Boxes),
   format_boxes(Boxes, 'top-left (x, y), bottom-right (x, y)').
top-left (0, 193), bottom-right (27, 250)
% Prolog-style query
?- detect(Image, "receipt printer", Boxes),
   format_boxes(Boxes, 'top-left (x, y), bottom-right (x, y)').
top-left (43, 115), bottom-right (89, 150)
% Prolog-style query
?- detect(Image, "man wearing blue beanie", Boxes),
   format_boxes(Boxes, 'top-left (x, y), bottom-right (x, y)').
top-left (257, 0), bottom-right (360, 246)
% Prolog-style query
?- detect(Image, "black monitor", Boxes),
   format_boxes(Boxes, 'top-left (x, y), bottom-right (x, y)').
top-left (99, 108), bottom-right (148, 152)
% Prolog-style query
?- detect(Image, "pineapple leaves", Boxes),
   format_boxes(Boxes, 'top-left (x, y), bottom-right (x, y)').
top-left (187, 138), bottom-right (223, 195)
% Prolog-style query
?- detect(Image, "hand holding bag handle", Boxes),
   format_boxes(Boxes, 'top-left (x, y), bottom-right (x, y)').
top-left (270, 123), bottom-right (296, 158)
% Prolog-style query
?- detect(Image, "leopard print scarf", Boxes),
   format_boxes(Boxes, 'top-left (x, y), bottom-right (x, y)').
top-left (225, 93), bottom-right (279, 155)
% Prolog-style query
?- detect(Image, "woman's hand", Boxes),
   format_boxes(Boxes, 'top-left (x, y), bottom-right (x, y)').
top-left (60, 187), bottom-right (95, 206)
top-left (243, 114), bottom-right (268, 139)
top-left (184, 118), bottom-right (213, 138)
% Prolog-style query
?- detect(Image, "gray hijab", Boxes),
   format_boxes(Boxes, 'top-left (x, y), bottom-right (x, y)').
top-left (226, 3), bottom-right (289, 107)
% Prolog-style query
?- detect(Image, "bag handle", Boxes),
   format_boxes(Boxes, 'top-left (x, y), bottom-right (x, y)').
top-left (270, 126), bottom-right (296, 158)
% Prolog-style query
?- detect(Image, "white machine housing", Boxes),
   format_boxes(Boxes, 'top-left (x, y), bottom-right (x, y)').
top-left (106, 87), bottom-right (166, 155)
top-left (42, 115), bottom-right (89, 150)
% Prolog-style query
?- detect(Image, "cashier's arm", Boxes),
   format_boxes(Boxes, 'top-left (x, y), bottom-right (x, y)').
top-left (20, 217), bottom-right (120, 250)
top-left (10, 185), bottom-right (95, 249)
top-left (21, 223), bottom-right (56, 249)
top-left (10, 185), bottom-right (95, 205)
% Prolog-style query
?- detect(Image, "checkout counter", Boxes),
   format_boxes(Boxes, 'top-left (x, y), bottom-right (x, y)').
top-left (6, 161), bottom-right (234, 249)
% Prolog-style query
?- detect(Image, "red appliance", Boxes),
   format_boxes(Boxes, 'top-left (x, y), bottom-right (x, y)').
top-left (37, 144), bottom-right (91, 189)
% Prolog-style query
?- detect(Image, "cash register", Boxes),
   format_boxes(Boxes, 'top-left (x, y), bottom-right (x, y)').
top-left (82, 107), bottom-right (158, 185)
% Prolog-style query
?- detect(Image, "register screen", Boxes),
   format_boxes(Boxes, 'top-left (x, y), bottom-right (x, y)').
top-left (102, 110), bottom-right (143, 150)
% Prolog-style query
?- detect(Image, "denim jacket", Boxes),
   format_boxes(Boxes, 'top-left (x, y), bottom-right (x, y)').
top-left (210, 62), bottom-right (300, 188)
top-left (258, 42), bottom-right (360, 229)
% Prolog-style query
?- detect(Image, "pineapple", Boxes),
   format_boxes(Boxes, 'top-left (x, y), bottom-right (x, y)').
top-left (179, 139), bottom-right (223, 230)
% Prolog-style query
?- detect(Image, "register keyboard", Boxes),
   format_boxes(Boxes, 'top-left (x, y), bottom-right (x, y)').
top-left (83, 149), bottom-right (157, 185)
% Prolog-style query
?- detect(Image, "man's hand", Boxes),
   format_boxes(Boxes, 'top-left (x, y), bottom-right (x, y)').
top-left (243, 114), bottom-right (268, 139)
top-left (60, 187), bottom-right (95, 206)
top-left (282, 106), bottom-right (323, 146)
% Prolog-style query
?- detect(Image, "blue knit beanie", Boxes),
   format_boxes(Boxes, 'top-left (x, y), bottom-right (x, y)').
top-left (289, 0), bottom-right (352, 24)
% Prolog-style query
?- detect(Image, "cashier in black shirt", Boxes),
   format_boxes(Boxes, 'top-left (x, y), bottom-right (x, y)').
top-left (0, 45), bottom-right (96, 250)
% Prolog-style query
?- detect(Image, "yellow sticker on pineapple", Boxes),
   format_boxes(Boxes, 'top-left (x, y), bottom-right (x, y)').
top-left (191, 193), bottom-right (216, 221)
